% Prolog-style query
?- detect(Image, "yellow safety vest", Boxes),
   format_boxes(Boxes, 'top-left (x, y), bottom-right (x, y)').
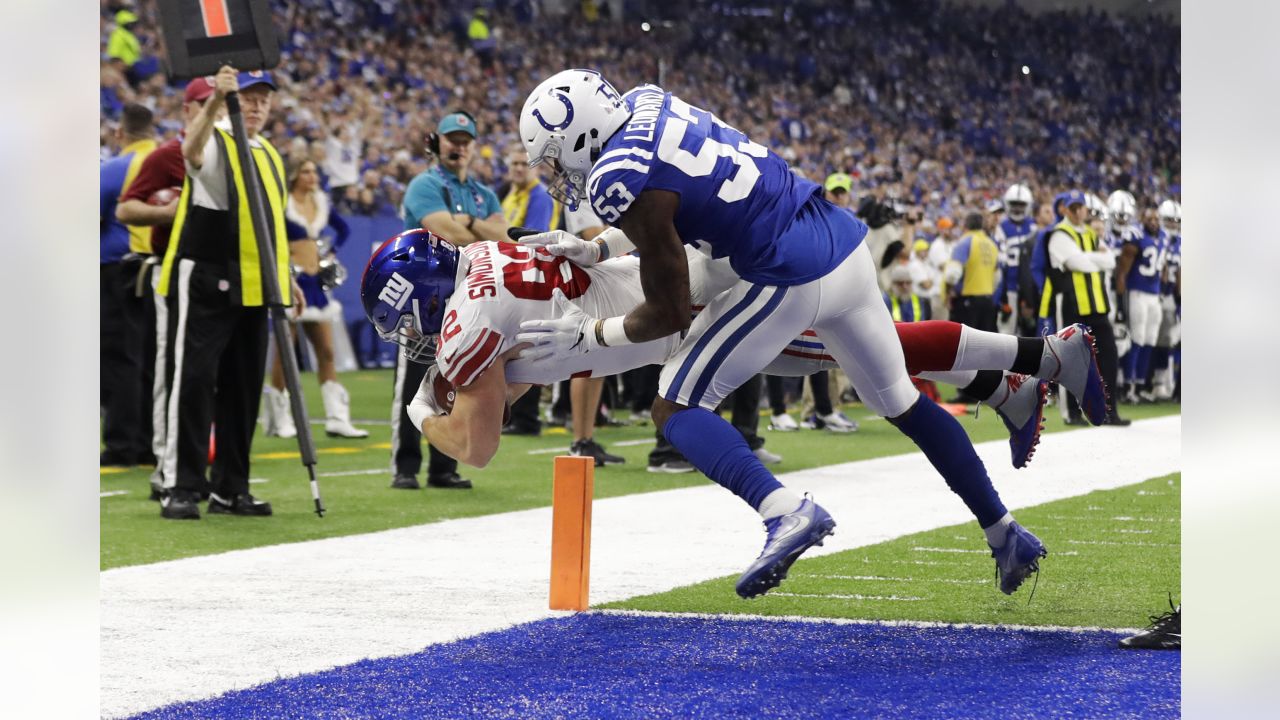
top-left (119, 138), bottom-right (158, 254)
top-left (958, 230), bottom-right (998, 297)
top-left (501, 181), bottom-right (538, 227)
top-left (157, 128), bottom-right (291, 307)
top-left (890, 294), bottom-right (923, 323)
top-left (1038, 221), bottom-right (1110, 318)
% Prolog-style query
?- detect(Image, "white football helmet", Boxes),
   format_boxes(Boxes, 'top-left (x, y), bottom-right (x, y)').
top-left (1158, 199), bottom-right (1181, 233)
top-left (1085, 193), bottom-right (1108, 222)
top-left (1107, 190), bottom-right (1137, 225)
top-left (520, 69), bottom-right (629, 209)
top-left (1003, 183), bottom-right (1033, 222)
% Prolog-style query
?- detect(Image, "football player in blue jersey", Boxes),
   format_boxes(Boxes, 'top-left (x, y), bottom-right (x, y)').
top-left (1114, 207), bottom-right (1166, 403)
top-left (993, 184), bottom-right (1037, 336)
top-left (513, 69), bottom-right (1103, 598)
top-left (1152, 200), bottom-right (1182, 401)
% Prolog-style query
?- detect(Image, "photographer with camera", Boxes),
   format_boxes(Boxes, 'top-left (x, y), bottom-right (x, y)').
top-left (260, 159), bottom-right (368, 440)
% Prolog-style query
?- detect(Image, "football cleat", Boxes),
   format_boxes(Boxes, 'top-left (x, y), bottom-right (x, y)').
top-left (160, 490), bottom-right (201, 520)
top-left (987, 374), bottom-right (1048, 469)
top-left (768, 413), bottom-right (800, 431)
top-left (736, 497), bottom-right (836, 599)
top-left (990, 522), bottom-right (1047, 595)
top-left (1119, 596), bottom-right (1181, 650)
top-left (647, 459), bottom-right (695, 474)
top-left (208, 493), bottom-right (273, 516)
top-left (1039, 324), bottom-right (1108, 426)
top-left (571, 438), bottom-right (626, 467)
top-left (753, 446), bottom-right (783, 465)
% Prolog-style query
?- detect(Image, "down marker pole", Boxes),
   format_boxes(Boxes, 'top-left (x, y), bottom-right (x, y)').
top-left (549, 455), bottom-right (594, 611)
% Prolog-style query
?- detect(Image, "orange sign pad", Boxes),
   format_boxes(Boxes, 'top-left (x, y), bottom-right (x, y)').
top-left (200, 0), bottom-right (232, 37)
top-left (549, 455), bottom-right (594, 611)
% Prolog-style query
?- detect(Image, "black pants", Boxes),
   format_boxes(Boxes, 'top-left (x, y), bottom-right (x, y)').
top-left (624, 365), bottom-right (661, 413)
top-left (161, 259), bottom-right (268, 496)
top-left (101, 261), bottom-right (153, 461)
top-left (766, 372), bottom-right (832, 416)
top-left (952, 295), bottom-right (998, 333)
top-left (1062, 308), bottom-right (1120, 415)
top-left (507, 387), bottom-right (542, 430)
top-left (392, 351), bottom-right (459, 479)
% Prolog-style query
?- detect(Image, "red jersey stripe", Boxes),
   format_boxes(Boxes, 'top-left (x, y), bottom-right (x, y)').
top-left (442, 330), bottom-right (492, 385)
top-left (454, 331), bottom-right (503, 387)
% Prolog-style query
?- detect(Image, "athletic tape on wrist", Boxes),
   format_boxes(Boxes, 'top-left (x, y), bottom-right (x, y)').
top-left (601, 316), bottom-right (630, 347)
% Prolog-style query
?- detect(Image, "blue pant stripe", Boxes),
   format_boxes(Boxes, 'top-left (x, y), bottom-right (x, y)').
top-left (687, 286), bottom-right (787, 407)
top-left (665, 285), bottom-right (765, 403)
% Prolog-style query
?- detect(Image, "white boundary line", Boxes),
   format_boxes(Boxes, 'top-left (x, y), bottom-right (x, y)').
top-left (588, 609), bottom-right (1143, 636)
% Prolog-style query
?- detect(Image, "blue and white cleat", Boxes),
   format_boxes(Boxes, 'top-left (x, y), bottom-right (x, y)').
top-left (989, 373), bottom-right (1049, 469)
top-left (1040, 324), bottom-right (1108, 426)
top-left (735, 497), bottom-right (836, 599)
top-left (990, 522), bottom-right (1048, 595)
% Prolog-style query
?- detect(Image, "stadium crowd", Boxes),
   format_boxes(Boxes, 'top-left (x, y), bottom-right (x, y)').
top-left (101, 0), bottom-right (1180, 484)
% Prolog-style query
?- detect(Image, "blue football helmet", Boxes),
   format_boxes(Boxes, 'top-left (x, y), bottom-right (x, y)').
top-left (360, 229), bottom-right (460, 364)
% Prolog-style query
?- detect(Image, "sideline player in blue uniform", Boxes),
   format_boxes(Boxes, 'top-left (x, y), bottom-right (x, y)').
top-left (993, 184), bottom-right (1037, 335)
top-left (1114, 207), bottom-right (1165, 402)
top-left (513, 70), bottom-right (1102, 598)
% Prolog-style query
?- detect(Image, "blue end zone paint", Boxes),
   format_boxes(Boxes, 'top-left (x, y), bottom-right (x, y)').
top-left (133, 614), bottom-right (1179, 719)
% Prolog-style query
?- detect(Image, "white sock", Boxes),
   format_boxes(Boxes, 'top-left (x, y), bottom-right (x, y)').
top-left (758, 488), bottom-right (804, 520)
top-left (955, 326), bottom-right (1018, 371)
top-left (983, 513), bottom-right (1015, 548)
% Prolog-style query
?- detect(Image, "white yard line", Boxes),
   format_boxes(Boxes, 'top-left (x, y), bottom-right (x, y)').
top-left (100, 416), bottom-right (1180, 718)
top-left (100, 490), bottom-right (129, 498)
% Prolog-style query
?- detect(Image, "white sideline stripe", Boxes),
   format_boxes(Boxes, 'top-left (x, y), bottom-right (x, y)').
top-left (770, 592), bottom-right (924, 602)
top-left (912, 546), bottom-right (989, 554)
top-left (314, 466), bottom-right (384, 476)
top-left (100, 415), bottom-right (1180, 718)
top-left (801, 574), bottom-right (988, 585)
top-left (100, 490), bottom-right (129, 498)
top-left (590, 609), bottom-right (1144, 636)
top-left (1067, 539), bottom-right (1178, 547)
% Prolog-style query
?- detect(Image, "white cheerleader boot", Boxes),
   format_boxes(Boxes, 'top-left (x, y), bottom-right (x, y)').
top-left (322, 380), bottom-right (368, 438)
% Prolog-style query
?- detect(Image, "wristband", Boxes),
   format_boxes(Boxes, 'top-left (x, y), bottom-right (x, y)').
top-left (596, 226), bottom-right (635, 260)
top-left (594, 237), bottom-right (610, 262)
top-left (599, 315), bottom-right (630, 347)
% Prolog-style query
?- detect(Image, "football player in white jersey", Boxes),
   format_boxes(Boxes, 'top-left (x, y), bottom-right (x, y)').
top-left (361, 229), bottom-right (1105, 481)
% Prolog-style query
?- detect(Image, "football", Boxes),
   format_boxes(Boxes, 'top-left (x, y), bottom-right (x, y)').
top-left (147, 186), bottom-right (182, 206)
top-left (432, 371), bottom-right (510, 423)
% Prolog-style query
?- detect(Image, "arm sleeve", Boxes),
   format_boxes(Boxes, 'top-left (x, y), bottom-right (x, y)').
top-left (585, 142), bottom-right (652, 224)
top-left (404, 176), bottom-right (449, 224)
top-left (523, 186), bottom-right (554, 232)
top-left (437, 327), bottom-right (506, 388)
top-left (1050, 231), bottom-right (1115, 273)
top-left (327, 208), bottom-right (351, 249)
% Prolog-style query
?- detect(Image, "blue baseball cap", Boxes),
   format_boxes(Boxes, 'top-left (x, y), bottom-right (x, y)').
top-left (237, 70), bottom-right (277, 91)
top-left (1061, 189), bottom-right (1087, 208)
top-left (438, 112), bottom-right (477, 138)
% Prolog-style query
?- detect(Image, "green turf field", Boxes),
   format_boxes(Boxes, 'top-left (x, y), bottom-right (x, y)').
top-left (606, 473), bottom-right (1181, 629)
top-left (101, 369), bottom-right (1180, 569)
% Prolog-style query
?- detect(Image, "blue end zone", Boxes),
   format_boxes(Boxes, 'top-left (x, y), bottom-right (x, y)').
top-left (133, 613), bottom-right (1179, 719)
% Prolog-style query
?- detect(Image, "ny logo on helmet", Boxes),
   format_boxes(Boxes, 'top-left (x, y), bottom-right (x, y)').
top-left (532, 92), bottom-right (574, 131)
top-left (378, 272), bottom-right (414, 310)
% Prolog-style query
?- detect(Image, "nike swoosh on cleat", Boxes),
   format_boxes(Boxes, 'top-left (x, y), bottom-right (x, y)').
top-left (772, 515), bottom-right (812, 546)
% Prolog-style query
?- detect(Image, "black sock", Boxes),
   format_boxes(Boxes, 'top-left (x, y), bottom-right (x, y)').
top-left (960, 370), bottom-right (1004, 402)
top-left (1010, 337), bottom-right (1044, 375)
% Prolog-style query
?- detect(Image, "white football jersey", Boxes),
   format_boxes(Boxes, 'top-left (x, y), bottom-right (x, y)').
top-left (434, 242), bottom-right (735, 387)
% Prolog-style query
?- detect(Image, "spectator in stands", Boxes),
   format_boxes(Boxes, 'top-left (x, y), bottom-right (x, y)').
top-left (106, 10), bottom-right (141, 79)
top-left (946, 211), bottom-right (1000, 334)
top-left (261, 160), bottom-right (369, 441)
top-left (390, 111), bottom-right (507, 491)
top-left (100, 102), bottom-right (156, 468)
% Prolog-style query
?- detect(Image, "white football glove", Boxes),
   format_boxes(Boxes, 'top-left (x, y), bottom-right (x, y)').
top-left (406, 364), bottom-right (450, 430)
top-left (515, 288), bottom-right (601, 362)
top-left (520, 230), bottom-right (601, 266)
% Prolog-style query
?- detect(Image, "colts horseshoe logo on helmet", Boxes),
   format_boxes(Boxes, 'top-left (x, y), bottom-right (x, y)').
top-left (532, 91), bottom-right (574, 131)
